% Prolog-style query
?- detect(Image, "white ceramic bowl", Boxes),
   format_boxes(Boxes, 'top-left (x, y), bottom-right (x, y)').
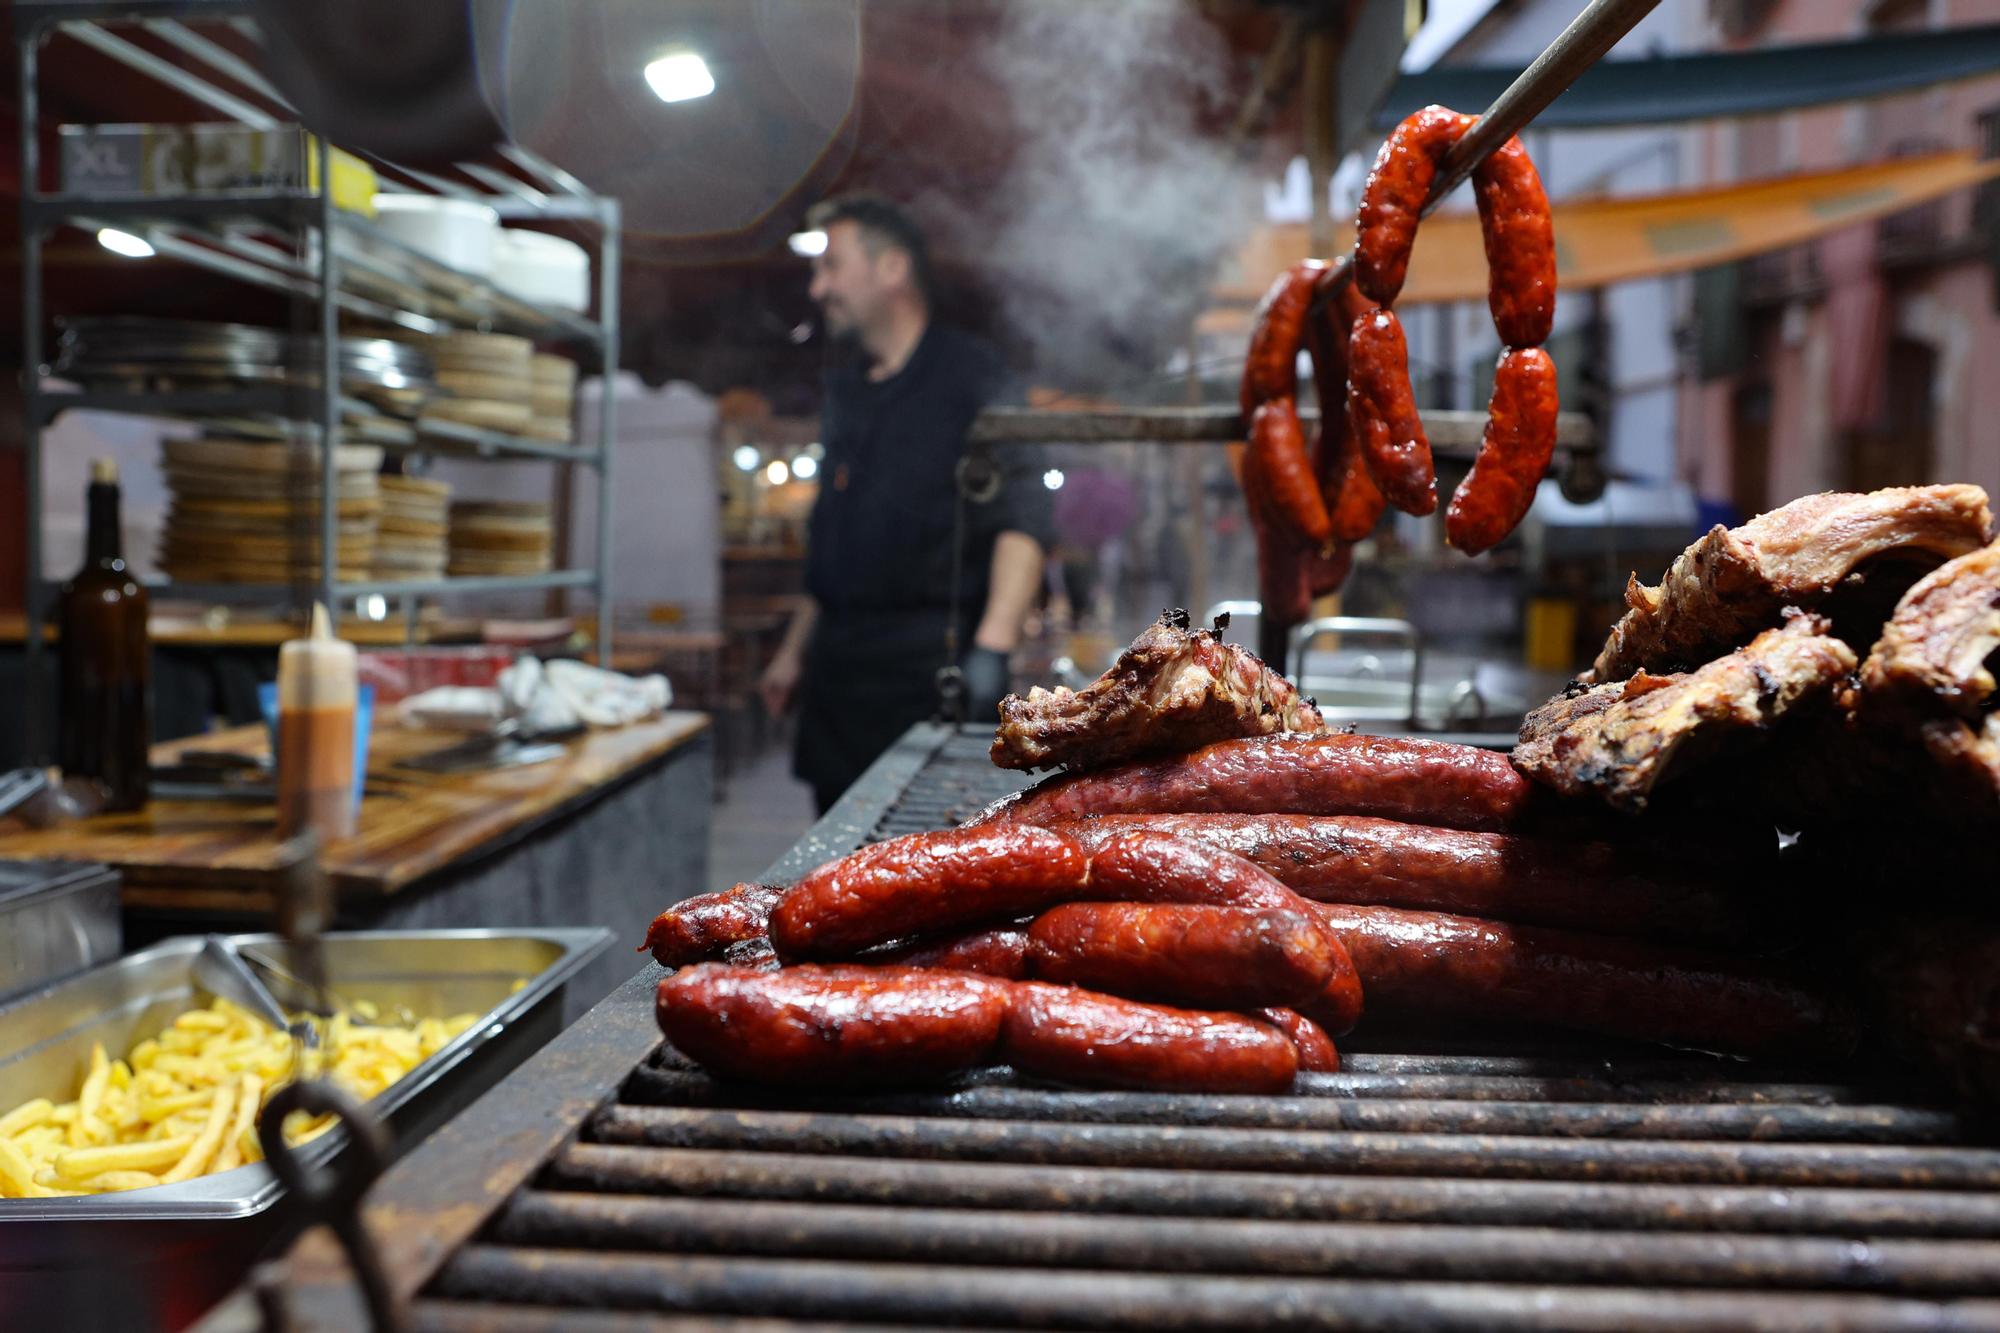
top-left (491, 228), bottom-right (590, 312)
top-left (369, 193), bottom-right (500, 277)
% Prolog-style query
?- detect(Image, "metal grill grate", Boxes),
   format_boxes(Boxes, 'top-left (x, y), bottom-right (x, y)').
top-left (402, 727), bottom-right (2000, 1332)
top-left (863, 726), bottom-right (1033, 842)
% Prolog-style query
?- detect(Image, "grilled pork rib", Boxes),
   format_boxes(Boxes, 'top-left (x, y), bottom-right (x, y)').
top-left (1589, 485), bottom-right (1992, 683)
top-left (1515, 611), bottom-right (1858, 814)
top-left (1852, 540), bottom-right (2000, 820)
top-left (990, 610), bottom-right (1325, 773)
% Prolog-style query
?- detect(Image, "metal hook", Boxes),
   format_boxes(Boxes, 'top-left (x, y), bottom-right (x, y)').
top-left (256, 1079), bottom-right (402, 1333)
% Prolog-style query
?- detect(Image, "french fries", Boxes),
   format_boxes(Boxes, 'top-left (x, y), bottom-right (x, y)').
top-left (0, 996), bottom-right (479, 1198)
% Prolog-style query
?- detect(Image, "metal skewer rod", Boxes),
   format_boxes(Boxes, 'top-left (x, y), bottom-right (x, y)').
top-left (1420, 0), bottom-right (1663, 216)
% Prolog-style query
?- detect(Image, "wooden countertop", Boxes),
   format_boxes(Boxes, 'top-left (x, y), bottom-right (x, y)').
top-left (0, 711), bottom-right (710, 914)
top-left (0, 610), bottom-right (481, 648)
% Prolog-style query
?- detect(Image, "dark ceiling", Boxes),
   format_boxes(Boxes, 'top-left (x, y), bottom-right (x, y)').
top-left (2, 1), bottom-right (1318, 409)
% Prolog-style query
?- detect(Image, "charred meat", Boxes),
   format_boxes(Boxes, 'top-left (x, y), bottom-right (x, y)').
top-left (1589, 485), bottom-right (1991, 683)
top-left (991, 609), bottom-right (1325, 772)
top-left (1515, 611), bottom-right (1858, 813)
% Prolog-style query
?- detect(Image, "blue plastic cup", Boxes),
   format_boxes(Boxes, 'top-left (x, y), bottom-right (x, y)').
top-left (258, 682), bottom-right (375, 808)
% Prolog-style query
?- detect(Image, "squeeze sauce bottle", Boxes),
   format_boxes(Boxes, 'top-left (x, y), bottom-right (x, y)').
top-left (276, 603), bottom-right (358, 841)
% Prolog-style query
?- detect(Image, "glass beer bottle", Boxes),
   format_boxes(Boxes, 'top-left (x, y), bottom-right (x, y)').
top-left (56, 458), bottom-right (151, 810)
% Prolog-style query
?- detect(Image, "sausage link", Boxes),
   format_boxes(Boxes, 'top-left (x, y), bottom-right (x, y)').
top-left (1002, 981), bottom-right (1299, 1093)
top-left (1249, 399), bottom-right (1333, 546)
top-left (1045, 812), bottom-right (1751, 944)
top-left (1354, 105), bottom-right (1474, 306)
top-left (1299, 278), bottom-right (1379, 552)
top-left (1244, 448), bottom-right (1314, 626)
top-left (1447, 347), bottom-right (1559, 556)
top-left (1027, 902), bottom-right (1337, 1011)
top-left (1303, 538), bottom-right (1355, 599)
top-left (770, 825), bottom-right (1091, 960)
top-left (641, 882), bottom-right (786, 966)
top-left (868, 926), bottom-right (1034, 980)
top-left (972, 733), bottom-right (1542, 834)
top-left (1472, 136), bottom-right (1556, 347)
top-left (656, 964), bottom-right (1013, 1086)
top-left (1324, 407), bottom-right (1388, 542)
top-left (1255, 1007), bottom-right (1341, 1073)
top-left (1083, 831), bottom-right (1363, 1033)
top-left (1347, 309), bottom-right (1437, 516)
top-left (1309, 903), bottom-right (1856, 1060)
top-left (1239, 260), bottom-right (1325, 417)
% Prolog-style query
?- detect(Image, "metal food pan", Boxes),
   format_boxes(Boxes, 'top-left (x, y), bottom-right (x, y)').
top-left (0, 926), bottom-right (609, 1330)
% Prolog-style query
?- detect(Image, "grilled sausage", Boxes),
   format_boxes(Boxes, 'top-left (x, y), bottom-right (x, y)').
top-left (1302, 270), bottom-right (1384, 548)
top-left (1471, 135), bottom-right (1556, 348)
top-left (1347, 309), bottom-right (1437, 516)
top-left (1083, 832), bottom-right (1364, 1033)
top-left (868, 926), bottom-right (1035, 980)
top-left (1309, 903), bottom-right (1855, 1059)
top-left (641, 882), bottom-right (786, 966)
top-left (1249, 398), bottom-right (1333, 546)
top-left (1304, 538), bottom-right (1355, 599)
top-left (1244, 448), bottom-right (1315, 625)
top-left (770, 825), bottom-right (1090, 960)
top-left (1027, 902), bottom-right (1338, 1011)
top-left (1239, 260), bottom-right (1325, 417)
top-left (1002, 981), bottom-right (1299, 1093)
top-left (972, 733), bottom-right (1542, 834)
top-left (1446, 347), bottom-right (1560, 556)
top-left (656, 964), bottom-right (1013, 1086)
top-left (1045, 813), bottom-right (1750, 944)
top-left (1354, 105), bottom-right (1474, 306)
top-left (1256, 1007), bottom-right (1341, 1073)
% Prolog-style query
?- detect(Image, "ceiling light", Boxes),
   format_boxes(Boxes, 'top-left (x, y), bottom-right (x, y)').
top-left (731, 445), bottom-right (760, 472)
top-left (97, 227), bottom-right (154, 258)
top-left (792, 455), bottom-right (818, 480)
top-left (765, 459), bottom-right (790, 485)
top-left (1043, 468), bottom-right (1065, 492)
top-left (787, 230), bottom-right (827, 258)
top-left (644, 51), bottom-right (715, 103)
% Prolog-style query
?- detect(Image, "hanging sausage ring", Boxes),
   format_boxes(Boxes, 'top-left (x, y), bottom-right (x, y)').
top-left (1237, 102), bottom-right (1562, 605)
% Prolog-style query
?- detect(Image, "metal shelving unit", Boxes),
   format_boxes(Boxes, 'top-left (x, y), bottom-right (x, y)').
top-left (16, 1), bottom-right (621, 757)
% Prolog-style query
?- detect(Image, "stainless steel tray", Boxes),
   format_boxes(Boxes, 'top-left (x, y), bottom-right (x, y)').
top-left (0, 927), bottom-right (609, 1327)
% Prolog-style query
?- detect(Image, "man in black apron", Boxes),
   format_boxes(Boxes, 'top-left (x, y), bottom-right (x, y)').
top-left (760, 193), bottom-right (1052, 813)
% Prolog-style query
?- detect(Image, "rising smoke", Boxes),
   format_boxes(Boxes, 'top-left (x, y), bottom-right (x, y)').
top-left (943, 0), bottom-right (1262, 393)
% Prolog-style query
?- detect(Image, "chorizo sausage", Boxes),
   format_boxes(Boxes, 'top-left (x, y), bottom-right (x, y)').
top-left (1472, 135), bottom-right (1556, 348)
top-left (1239, 260), bottom-right (1325, 417)
top-left (971, 732), bottom-right (1542, 834)
top-left (641, 882), bottom-right (786, 966)
top-left (1303, 538), bottom-right (1355, 599)
top-left (1002, 981), bottom-right (1299, 1093)
top-left (1244, 449), bottom-right (1314, 626)
top-left (1026, 902), bottom-right (1337, 1011)
top-left (1255, 1007), bottom-right (1341, 1073)
top-left (1354, 105), bottom-right (1473, 307)
top-left (1347, 309), bottom-right (1437, 516)
top-left (868, 926), bottom-right (1034, 980)
top-left (1249, 399), bottom-right (1333, 547)
top-left (1302, 269), bottom-right (1383, 548)
top-left (770, 825), bottom-right (1090, 961)
top-left (1447, 347), bottom-right (1559, 556)
top-left (1083, 831), bottom-right (1364, 1033)
top-left (656, 964), bottom-right (1012, 1086)
top-left (1308, 903), bottom-right (1856, 1060)
top-left (1043, 812), bottom-right (1752, 944)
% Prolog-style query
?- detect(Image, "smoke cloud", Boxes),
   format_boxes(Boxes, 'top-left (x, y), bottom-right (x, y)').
top-left (940, 0), bottom-right (1262, 392)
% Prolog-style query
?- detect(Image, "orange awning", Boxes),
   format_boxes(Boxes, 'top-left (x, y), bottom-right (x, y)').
top-left (1215, 149), bottom-right (2000, 308)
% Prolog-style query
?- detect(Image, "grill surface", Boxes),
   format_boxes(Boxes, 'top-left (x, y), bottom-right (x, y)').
top-left (276, 725), bottom-right (2000, 1331)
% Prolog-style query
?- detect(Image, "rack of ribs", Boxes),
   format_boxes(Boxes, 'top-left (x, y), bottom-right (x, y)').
top-left (1588, 485), bottom-right (1992, 683)
top-left (991, 609), bottom-right (1326, 773)
top-left (1514, 611), bottom-right (1858, 814)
